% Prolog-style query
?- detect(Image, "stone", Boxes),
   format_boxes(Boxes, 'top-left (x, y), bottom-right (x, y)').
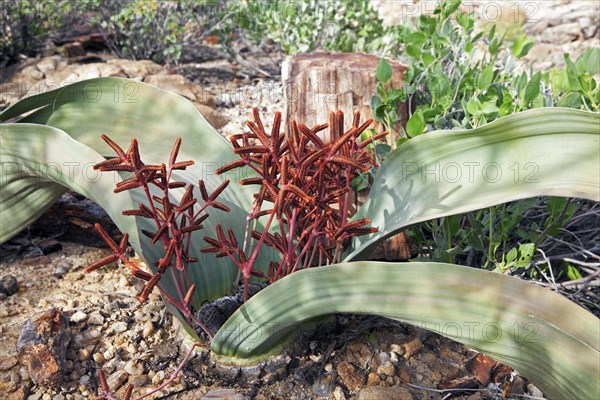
top-left (92, 352), bottom-right (105, 364)
top-left (541, 22), bottom-right (582, 45)
top-left (201, 389), bottom-right (244, 399)
top-left (78, 348), bottom-right (91, 361)
top-left (0, 355), bottom-right (18, 371)
top-left (527, 383), bottom-right (544, 398)
top-left (53, 263), bottom-right (70, 278)
top-left (123, 360), bottom-right (144, 376)
top-left (111, 321), bottom-right (128, 333)
top-left (401, 338), bottom-right (423, 359)
top-left (376, 360), bottom-right (395, 377)
top-left (16, 308), bottom-right (72, 385)
top-left (107, 59), bottom-right (163, 79)
top-left (311, 375), bottom-right (334, 398)
top-left (98, 63), bottom-right (126, 78)
top-left (333, 386), bottom-right (346, 400)
top-left (372, 352), bottom-right (390, 367)
top-left (107, 370), bottom-right (128, 391)
top-left (194, 103), bottom-right (228, 129)
top-left (87, 311), bottom-right (105, 325)
top-left (36, 58), bottom-right (58, 75)
top-left (142, 320), bottom-right (154, 338)
top-left (70, 311), bottom-right (88, 323)
top-left (62, 42), bottom-right (85, 57)
top-left (75, 64), bottom-right (101, 80)
top-left (0, 275), bottom-right (18, 296)
top-left (337, 361), bottom-right (364, 392)
top-left (366, 372), bottom-right (380, 387)
top-left (356, 386), bottom-right (414, 400)
top-left (342, 342), bottom-right (372, 368)
top-left (465, 353), bottom-right (496, 386)
top-left (143, 74), bottom-right (197, 101)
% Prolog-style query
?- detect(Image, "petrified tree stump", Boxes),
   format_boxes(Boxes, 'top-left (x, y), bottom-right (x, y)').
top-left (282, 52), bottom-right (407, 135)
top-left (283, 52), bottom-right (413, 261)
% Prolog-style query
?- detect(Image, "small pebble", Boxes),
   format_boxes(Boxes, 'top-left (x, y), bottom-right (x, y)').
top-left (376, 361), bottom-right (395, 377)
top-left (124, 360), bottom-right (144, 376)
top-left (0, 355), bottom-right (18, 371)
top-left (142, 320), bottom-right (154, 338)
top-left (87, 312), bottom-right (104, 325)
top-left (53, 263), bottom-right (69, 278)
top-left (70, 311), bottom-right (88, 323)
top-left (84, 329), bottom-right (101, 339)
top-left (111, 321), bottom-right (128, 333)
top-left (93, 352), bottom-right (105, 364)
top-left (78, 348), bottom-right (91, 361)
top-left (324, 363), bottom-right (333, 373)
top-left (79, 375), bottom-right (91, 386)
top-left (151, 370), bottom-right (165, 385)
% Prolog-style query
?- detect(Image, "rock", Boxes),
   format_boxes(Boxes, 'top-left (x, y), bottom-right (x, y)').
top-left (366, 372), bottom-right (380, 387)
top-left (142, 320), bottom-right (155, 338)
top-left (311, 375), bottom-right (334, 398)
top-left (241, 364), bottom-right (262, 384)
top-left (0, 355), bottom-right (18, 371)
top-left (342, 342), bottom-right (372, 368)
top-left (53, 263), bottom-right (70, 278)
top-left (333, 385), bottom-right (346, 400)
top-left (143, 74), bottom-right (197, 101)
top-left (87, 311), bottom-right (104, 325)
top-left (465, 353), bottom-right (495, 386)
top-left (0, 275), bottom-right (19, 296)
top-left (376, 360), bottom-right (395, 377)
top-left (98, 63), bottom-right (126, 78)
top-left (107, 370), bottom-right (128, 391)
top-left (201, 389), bottom-right (244, 399)
top-left (78, 348), bottom-right (91, 361)
top-left (93, 352), bottom-right (105, 364)
top-left (541, 22), bottom-right (582, 45)
top-left (356, 386), bottom-right (414, 400)
top-left (400, 337), bottom-right (423, 359)
top-left (70, 311), bottom-right (88, 323)
top-left (62, 42), bottom-right (85, 58)
top-left (16, 308), bottom-right (72, 385)
top-left (527, 383), bottom-right (544, 398)
top-left (36, 58), bottom-right (58, 75)
top-left (372, 352), bottom-right (390, 367)
top-left (107, 59), bottom-right (163, 79)
top-left (197, 103), bottom-right (229, 128)
top-left (111, 321), bottom-right (128, 333)
top-left (38, 239), bottom-right (63, 255)
top-left (337, 361), bottom-right (364, 392)
top-left (124, 360), bottom-right (144, 376)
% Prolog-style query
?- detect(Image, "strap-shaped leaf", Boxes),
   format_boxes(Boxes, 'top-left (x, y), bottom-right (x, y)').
top-left (0, 78), bottom-right (273, 304)
top-left (0, 123), bottom-right (139, 243)
top-left (345, 108), bottom-right (600, 260)
top-left (211, 262), bottom-right (600, 400)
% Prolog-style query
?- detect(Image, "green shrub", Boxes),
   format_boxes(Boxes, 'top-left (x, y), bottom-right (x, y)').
top-left (0, 0), bottom-right (69, 63)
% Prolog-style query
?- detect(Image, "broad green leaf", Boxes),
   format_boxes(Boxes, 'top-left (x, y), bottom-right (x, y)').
top-left (212, 262), bottom-right (599, 400)
top-left (478, 64), bottom-right (494, 91)
top-left (345, 108), bottom-right (600, 261)
top-left (376, 58), bottom-right (392, 83)
top-left (524, 72), bottom-right (542, 103)
top-left (406, 110), bottom-right (425, 137)
top-left (564, 53), bottom-right (582, 91)
top-left (511, 34), bottom-right (534, 58)
top-left (575, 47), bottom-right (600, 76)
